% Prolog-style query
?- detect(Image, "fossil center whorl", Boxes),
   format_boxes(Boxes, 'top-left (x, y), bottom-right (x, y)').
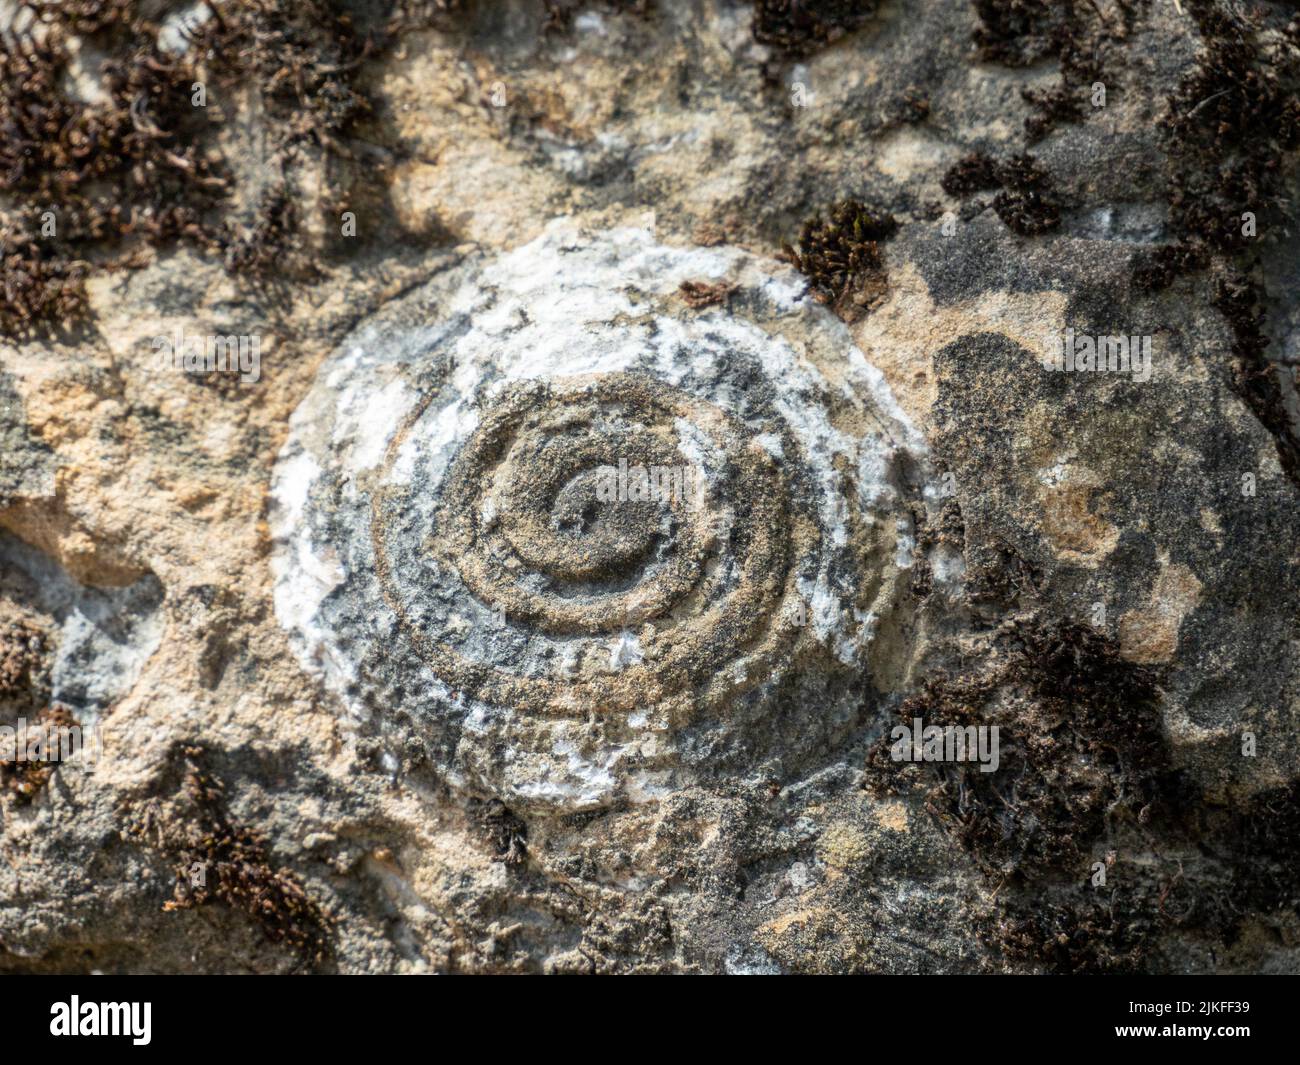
top-left (373, 372), bottom-right (813, 715)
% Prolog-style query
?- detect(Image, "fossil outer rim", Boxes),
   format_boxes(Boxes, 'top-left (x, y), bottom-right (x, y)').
top-left (270, 222), bottom-right (924, 808)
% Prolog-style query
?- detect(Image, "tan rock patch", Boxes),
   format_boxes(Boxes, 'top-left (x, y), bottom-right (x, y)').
top-left (873, 800), bottom-right (909, 832)
top-left (852, 261), bottom-right (1068, 427)
top-left (1035, 462), bottom-right (1120, 565)
top-left (1119, 559), bottom-right (1203, 665)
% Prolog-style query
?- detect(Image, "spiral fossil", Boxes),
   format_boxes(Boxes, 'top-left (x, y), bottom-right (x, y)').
top-left (272, 221), bottom-right (926, 809)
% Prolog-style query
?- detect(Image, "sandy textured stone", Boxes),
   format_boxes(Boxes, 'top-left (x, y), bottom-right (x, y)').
top-left (2, 0), bottom-right (1300, 974)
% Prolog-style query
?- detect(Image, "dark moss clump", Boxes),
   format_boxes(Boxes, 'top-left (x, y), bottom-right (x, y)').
top-left (991, 153), bottom-right (1061, 235)
top-left (1220, 782), bottom-right (1300, 920)
top-left (206, 1), bottom-right (378, 153)
top-left (908, 492), bottom-right (966, 601)
top-left (1131, 241), bottom-right (1210, 293)
top-left (0, 609), bottom-right (63, 802)
top-left (1021, 83), bottom-right (1083, 142)
top-left (905, 510), bottom-right (934, 600)
top-left (964, 536), bottom-right (1044, 612)
top-left (941, 152), bottom-right (1062, 235)
top-left (782, 200), bottom-right (898, 321)
top-left (868, 609), bottom-right (1300, 970)
top-left (1, 603), bottom-right (71, 802)
top-left (131, 746), bottom-right (331, 964)
top-left (1214, 272), bottom-right (1300, 484)
top-left (472, 798), bottom-right (529, 865)
top-left (0, 14), bottom-right (226, 240)
top-left (0, 0), bottom-right (390, 336)
top-left (863, 618), bottom-right (1183, 972)
top-left (867, 621), bottom-right (1169, 881)
top-left (1, 704), bottom-right (78, 803)
top-left (941, 152), bottom-right (1000, 197)
top-left (1164, 2), bottom-right (1300, 254)
top-left (971, 0), bottom-right (1142, 141)
top-left (971, 0), bottom-right (1066, 66)
top-left (220, 183), bottom-right (299, 278)
top-left (0, 241), bottom-right (90, 338)
top-left (882, 89), bottom-right (931, 128)
top-left (0, 613), bottom-right (47, 711)
top-left (989, 799), bottom-right (1300, 972)
top-left (1012, 620), bottom-right (1165, 723)
top-left (0, 13), bottom-right (226, 335)
top-left (1135, 5), bottom-right (1300, 279)
top-left (988, 872), bottom-right (1175, 974)
top-left (1131, 4), bottom-right (1300, 490)
top-left (752, 0), bottom-right (878, 60)
top-left (541, 0), bottom-right (653, 33)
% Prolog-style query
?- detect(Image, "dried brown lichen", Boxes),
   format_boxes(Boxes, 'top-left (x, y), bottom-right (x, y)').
top-left (1, 704), bottom-right (78, 803)
top-left (677, 279), bottom-right (737, 309)
top-left (0, 613), bottom-right (47, 706)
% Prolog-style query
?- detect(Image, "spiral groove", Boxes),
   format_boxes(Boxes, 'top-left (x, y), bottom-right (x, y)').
top-left (372, 371), bottom-right (821, 715)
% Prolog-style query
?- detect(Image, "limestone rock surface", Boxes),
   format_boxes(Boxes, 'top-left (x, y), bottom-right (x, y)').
top-left (1, 0), bottom-right (1299, 973)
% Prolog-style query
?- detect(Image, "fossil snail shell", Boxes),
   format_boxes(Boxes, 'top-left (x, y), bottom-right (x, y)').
top-left (272, 221), bottom-right (925, 810)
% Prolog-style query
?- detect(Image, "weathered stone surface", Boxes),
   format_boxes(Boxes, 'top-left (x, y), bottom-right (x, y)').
top-left (1, 0), bottom-right (1299, 973)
